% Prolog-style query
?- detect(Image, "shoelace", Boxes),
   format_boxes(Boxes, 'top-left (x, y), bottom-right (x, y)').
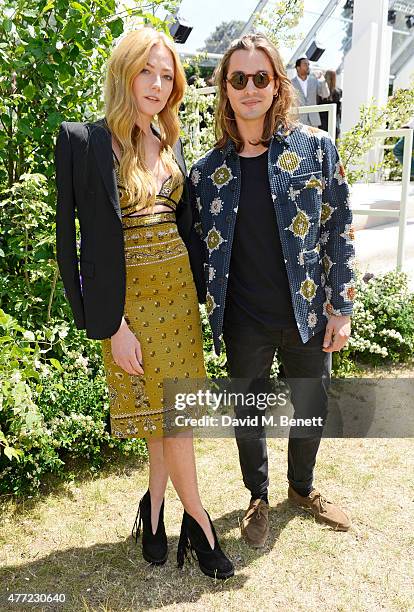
top-left (249, 500), bottom-right (264, 520)
top-left (313, 492), bottom-right (330, 514)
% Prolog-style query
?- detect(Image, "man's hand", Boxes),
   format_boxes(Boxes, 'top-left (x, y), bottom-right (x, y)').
top-left (323, 315), bottom-right (351, 353)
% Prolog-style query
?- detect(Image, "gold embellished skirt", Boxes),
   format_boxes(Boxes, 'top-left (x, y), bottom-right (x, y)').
top-left (101, 212), bottom-right (206, 438)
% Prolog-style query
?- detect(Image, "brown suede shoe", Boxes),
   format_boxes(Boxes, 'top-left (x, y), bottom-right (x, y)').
top-left (288, 486), bottom-right (351, 531)
top-left (240, 499), bottom-right (269, 548)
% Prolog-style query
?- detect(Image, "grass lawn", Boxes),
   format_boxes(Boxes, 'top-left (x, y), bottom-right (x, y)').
top-left (1, 437), bottom-right (413, 611)
top-left (1, 366), bottom-right (413, 611)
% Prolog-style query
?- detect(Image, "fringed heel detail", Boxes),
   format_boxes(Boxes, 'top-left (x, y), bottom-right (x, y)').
top-left (131, 490), bottom-right (168, 565)
top-left (131, 501), bottom-right (142, 544)
top-left (177, 512), bottom-right (190, 569)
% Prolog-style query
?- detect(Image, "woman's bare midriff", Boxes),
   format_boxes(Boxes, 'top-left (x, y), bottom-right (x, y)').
top-left (128, 204), bottom-right (172, 217)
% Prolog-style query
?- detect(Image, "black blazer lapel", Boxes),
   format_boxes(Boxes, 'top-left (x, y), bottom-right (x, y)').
top-left (89, 117), bottom-right (187, 221)
top-left (150, 123), bottom-right (187, 177)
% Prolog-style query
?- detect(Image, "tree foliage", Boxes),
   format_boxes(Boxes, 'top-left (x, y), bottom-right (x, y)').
top-left (0, 0), bottom-right (178, 188)
top-left (201, 20), bottom-right (245, 54)
top-left (254, 0), bottom-right (304, 49)
top-left (337, 85), bottom-right (414, 184)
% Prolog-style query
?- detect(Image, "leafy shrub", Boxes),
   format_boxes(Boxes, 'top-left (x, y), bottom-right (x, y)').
top-left (0, 309), bottom-right (146, 496)
top-left (179, 79), bottom-right (216, 168)
top-left (0, 173), bottom-right (68, 329)
top-left (200, 305), bottom-right (228, 378)
top-left (0, 308), bottom-right (62, 492)
top-left (334, 270), bottom-right (414, 373)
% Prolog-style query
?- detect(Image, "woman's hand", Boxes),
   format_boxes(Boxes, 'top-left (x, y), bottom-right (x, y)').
top-left (111, 317), bottom-right (144, 375)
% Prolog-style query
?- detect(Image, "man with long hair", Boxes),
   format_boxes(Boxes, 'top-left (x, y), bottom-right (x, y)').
top-left (189, 34), bottom-right (355, 547)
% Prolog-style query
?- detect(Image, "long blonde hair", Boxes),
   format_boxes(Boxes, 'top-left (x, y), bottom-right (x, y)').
top-left (324, 70), bottom-right (336, 96)
top-left (104, 27), bottom-right (186, 209)
top-left (214, 33), bottom-right (298, 152)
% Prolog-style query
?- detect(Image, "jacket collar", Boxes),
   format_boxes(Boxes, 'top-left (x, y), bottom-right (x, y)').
top-left (220, 124), bottom-right (294, 158)
top-left (89, 118), bottom-right (121, 218)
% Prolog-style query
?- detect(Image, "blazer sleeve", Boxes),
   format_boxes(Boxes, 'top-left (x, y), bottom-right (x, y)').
top-left (175, 139), bottom-right (207, 304)
top-left (54, 121), bottom-right (86, 329)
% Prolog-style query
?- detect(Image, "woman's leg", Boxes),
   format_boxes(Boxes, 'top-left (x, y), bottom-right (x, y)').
top-left (147, 438), bottom-right (169, 534)
top-left (163, 431), bottom-right (215, 549)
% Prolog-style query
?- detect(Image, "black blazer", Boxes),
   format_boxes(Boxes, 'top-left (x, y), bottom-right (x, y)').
top-left (54, 117), bottom-right (206, 340)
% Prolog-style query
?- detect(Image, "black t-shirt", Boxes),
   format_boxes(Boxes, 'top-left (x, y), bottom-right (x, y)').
top-left (224, 149), bottom-right (296, 329)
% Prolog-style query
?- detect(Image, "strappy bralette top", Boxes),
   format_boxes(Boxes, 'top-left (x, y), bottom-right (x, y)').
top-left (112, 151), bottom-right (184, 218)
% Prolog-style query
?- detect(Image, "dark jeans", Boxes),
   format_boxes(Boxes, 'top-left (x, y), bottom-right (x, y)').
top-left (223, 323), bottom-right (332, 499)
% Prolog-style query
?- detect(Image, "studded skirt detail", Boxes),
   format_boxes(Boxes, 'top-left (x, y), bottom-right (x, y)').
top-left (101, 212), bottom-right (206, 438)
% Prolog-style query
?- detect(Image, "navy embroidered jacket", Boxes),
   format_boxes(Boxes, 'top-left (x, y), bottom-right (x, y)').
top-left (189, 123), bottom-right (356, 356)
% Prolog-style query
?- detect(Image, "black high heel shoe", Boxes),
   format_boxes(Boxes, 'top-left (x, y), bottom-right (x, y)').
top-left (132, 490), bottom-right (168, 565)
top-left (177, 510), bottom-right (234, 579)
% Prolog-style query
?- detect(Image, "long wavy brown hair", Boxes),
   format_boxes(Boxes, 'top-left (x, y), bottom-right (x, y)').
top-left (324, 70), bottom-right (336, 96)
top-left (104, 27), bottom-right (186, 209)
top-left (214, 33), bottom-right (298, 152)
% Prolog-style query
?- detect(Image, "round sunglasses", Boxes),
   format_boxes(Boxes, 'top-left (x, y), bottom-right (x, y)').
top-left (225, 71), bottom-right (276, 90)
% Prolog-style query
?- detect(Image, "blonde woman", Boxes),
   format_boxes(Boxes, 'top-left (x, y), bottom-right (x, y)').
top-left (54, 27), bottom-right (233, 579)
top-left (319, 69), bottom-right (342, 138)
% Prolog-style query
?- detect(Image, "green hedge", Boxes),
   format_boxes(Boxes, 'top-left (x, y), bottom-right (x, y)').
top-left (0, 309), bottom-right (146, 495)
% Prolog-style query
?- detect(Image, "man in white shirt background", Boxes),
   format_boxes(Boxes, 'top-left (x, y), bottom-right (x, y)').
top-left (291, 56), bottom-right (330, 129)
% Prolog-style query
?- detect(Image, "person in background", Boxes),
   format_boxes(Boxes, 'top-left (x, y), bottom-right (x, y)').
top-left (393, 117), bottom-right (414, 180)
top-left (319, 69), bottom-right (342, 140)
top-left (291, 56), bottom-right (329, 128)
